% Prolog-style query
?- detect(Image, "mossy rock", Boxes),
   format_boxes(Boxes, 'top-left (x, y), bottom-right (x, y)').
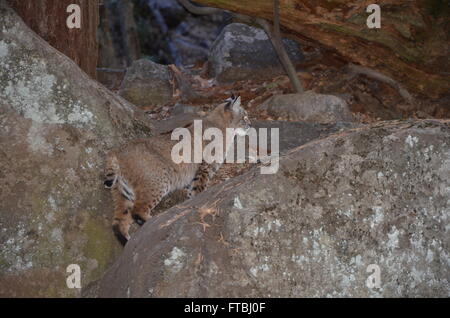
top-left (0, 2), bottom-right (153, 297)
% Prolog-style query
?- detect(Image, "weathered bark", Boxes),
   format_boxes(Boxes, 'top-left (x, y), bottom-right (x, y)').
top-left (98, 0), bottom-right (141, 68)
top-left (97, 1), bottom-right (125, 88)
top-left (98, 2), bottom-right (120, 69)
top-left (194, 0), bottom-right (450, 98)
top-left (7, 0), bottom-right (99, 79)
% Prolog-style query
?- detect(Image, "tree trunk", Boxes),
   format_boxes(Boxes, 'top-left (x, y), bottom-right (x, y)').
top-left (195, 0), bottom-right (449, 98)
top-left (7, 0), bottom-right (99, 79)
top-left (118, 0), bottom-right (141, 66)
top-left (97, 1), bottom-right (125, 88)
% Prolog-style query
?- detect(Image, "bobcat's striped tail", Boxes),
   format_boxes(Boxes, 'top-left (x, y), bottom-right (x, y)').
top-left (104, 155), bottom-right (135, 203)
top-left (104, 155), bottom-right (120, 189)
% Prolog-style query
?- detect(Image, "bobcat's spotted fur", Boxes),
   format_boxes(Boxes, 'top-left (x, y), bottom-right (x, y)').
top-left (104, 96), bottom-right (250, 244)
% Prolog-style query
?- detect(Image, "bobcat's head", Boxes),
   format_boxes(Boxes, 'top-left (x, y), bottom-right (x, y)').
top-left (206, 95), bottom-right (251, 136)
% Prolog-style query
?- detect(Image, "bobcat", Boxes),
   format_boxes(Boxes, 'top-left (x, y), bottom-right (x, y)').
top-left (104, 96), bottom-right (250, 244)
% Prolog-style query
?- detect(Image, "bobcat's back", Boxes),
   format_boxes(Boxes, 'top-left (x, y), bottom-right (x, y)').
top-left (105, 137), bottom-right (199, 197)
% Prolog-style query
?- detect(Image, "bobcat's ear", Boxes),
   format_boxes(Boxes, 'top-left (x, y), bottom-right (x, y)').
top-left (225, 95), bottom-right (241, 113)
top-left (232, 96), bottom-right (242, 113)
top-left (224, 94), bottom-right (235, 107)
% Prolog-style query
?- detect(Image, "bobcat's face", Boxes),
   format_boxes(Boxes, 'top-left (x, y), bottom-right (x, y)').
top-left (205, 95), bottom-right (251, 136)
top-left (225, 95), bottom-right (251, 136)
top-left (208, 95), bottom-right (250, 136)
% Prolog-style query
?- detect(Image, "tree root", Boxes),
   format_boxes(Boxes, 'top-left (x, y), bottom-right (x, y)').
top-left (178, 0), bottom-right (222, 15)
top-left (347, 63), bottom-right (413, 103)
top-left (254, 1), bottom-right (304, 93)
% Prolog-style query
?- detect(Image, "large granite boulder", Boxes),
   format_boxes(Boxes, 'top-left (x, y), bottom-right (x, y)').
top-left (209, 23), bottom-right (304, 83)
top-left (259, 91), bottom-right (355, 123)
top-left (92, 120), bottom-right (449, 297)
top-left (0, 2), bottom-right (153, 297)
top-left (119, 59), bottom-right (173, 107)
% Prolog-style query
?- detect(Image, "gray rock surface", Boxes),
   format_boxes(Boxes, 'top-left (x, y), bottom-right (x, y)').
top-left (91, 119), bottom-right (450, 297)
top-left (252, 121), bottom-right (361, 153)
top-left (153, 104), bottom-right (205, 135)
top-left (0, 2), bottom-right (153, 297)
top-left (209, 23), bottom-right (304, 83)
top-left (119, 59), bottom-right (173, 107)
top-left (259, 91), bottom-right (355, 123)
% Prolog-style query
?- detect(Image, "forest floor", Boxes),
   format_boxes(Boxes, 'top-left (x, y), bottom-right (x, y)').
top-left (139, 50), bottom-right (450, 124)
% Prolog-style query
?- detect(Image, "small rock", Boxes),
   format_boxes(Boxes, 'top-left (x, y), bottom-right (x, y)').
top-left (209, 23), bottom-right (304, 83)
top-left (259, 91), bottom-right (355, 123)
top-left (119, 59), bottom-right (173, 107)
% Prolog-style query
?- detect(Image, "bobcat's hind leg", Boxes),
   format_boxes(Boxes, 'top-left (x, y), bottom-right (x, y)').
top-left (186, 162), bottom-right (220, 198)
top-left (131, 204), bottom-right (151, 226)
top-left (111, 188), bottom-right (134, 245)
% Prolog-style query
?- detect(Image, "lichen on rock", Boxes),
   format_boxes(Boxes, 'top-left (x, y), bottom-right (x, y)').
top-left (0, 2), bottom-right (153, 297)
top-left (93, 120), bottom-right (450, 298)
